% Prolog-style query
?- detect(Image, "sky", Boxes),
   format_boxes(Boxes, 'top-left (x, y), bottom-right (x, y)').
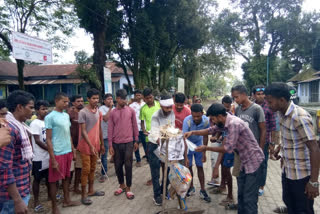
top-left (54, 0), bottom-right (320, 80)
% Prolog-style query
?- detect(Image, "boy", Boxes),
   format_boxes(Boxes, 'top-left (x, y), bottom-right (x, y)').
top-left (31, 100), bottom-right (50, 212)
top-left (99, 93), bottom-right (113, 182)
top-left (108, 89), bottom-right (139, 200)
top-left (78, 89), bottom-right (105, 205)
top-left (46, 92), bottom-right (80, 214)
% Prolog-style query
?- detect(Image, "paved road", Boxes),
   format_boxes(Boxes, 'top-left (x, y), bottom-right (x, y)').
top-left (30, 146), bottom-right (319, 214)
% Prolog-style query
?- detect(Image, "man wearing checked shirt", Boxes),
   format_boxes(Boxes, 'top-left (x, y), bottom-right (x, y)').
top-left (184, 103), bottom-right (264, 214)
top-left (265, 82), bottom-right (320, 214)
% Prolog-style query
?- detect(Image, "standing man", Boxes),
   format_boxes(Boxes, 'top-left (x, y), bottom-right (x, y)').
top-left (99, 93), bottom-right (113, 183)
top-left (78, 89), bottom-right (105, 205)
top-left (265, 82), bottom-right (320, 214)
top-left (140, 88), bottom-right (160, 185)
top-left (0, 90), bottom-right (35, 213)
top-left (108, 89), bottom-right (139, 200)
top-left (149, 95), bottom-right (176, 206)
top-left (31, 100), bottom-right (50, 212)
top-left (68, 95), bottom-right (84, 194)
top-left (46, 92), bottom-right (80, 214)
top-left (183, 104), bottom-right (211, 202)
top-left (252, 85), bottom-right (277, 196)
top-left (173, 93), bottom-right (191, 130)
top-left (185, 103), bottom-right (265, 214)
top-left (129, 90), bottom-right (146, 167)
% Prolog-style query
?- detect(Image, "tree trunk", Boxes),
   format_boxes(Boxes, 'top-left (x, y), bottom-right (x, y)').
top-left (93, 30), bottom-right (106, 91)
top-left (16, 59), bottom-right (25, 90)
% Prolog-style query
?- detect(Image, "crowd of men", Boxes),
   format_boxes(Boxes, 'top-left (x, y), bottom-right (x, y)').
top-left (0, 82), bottom-right (319, 214)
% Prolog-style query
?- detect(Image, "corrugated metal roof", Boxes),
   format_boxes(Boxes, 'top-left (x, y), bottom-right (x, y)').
top-left (298, 76), bottom-right (320, 83)
top-left (0, 79), bottom-right (83, 85)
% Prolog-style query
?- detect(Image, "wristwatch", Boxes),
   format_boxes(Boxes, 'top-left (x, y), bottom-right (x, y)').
top-left (309, 181), bottom-right (319, 188)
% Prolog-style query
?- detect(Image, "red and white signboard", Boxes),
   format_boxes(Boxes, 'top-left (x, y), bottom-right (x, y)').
top-left (12, 32), bottom-right (52, 64)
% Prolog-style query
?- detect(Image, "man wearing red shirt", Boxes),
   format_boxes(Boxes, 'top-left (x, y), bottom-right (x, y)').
top-left (173, 93), bottom-right (191, 130)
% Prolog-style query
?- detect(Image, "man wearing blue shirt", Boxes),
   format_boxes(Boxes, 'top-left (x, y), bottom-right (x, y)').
top-left (183, 104), bottom-right (211, 203)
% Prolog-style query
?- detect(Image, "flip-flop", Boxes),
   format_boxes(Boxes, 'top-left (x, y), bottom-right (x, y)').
top-left (126, 191), bottom-right (135, 200)
top-left (34, 204), bottom-right (44, 212)
top-left (88, 191), bottom-right (105, 197)
top-left (225, 203), bottom-right (238, 210)
top-left (81, 198), bottom-right (92, 206)
top-left (273, 206), bottom-right (288, 213)
top-left (62, 201), bottom-right (81, 207)
top-left (114, 188), bottom-right (125, 196)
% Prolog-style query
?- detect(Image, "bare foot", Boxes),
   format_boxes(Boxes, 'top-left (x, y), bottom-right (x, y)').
top-left (62, 200), bottom-right (81, 207)
top-left (145, 179), bottom-right (152, 186)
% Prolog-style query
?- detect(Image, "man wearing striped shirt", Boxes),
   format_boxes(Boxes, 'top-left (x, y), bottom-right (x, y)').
top-left (265, 82), bottom-right (320, 214)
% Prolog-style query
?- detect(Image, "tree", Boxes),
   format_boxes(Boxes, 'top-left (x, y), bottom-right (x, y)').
top-left (0, 0), bottom-right (76, 89)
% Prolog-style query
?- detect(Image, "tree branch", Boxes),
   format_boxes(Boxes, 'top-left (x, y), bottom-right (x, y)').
top-left (0, 32), bottom-right (13, 51)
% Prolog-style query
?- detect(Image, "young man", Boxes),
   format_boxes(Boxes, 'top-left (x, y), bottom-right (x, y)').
top-left (185, 103), bottom-right (265, 214)
top-left (183, 104), bottom-right (211, 202)
top-left (210, 95), bottom-right (235, 205)
top-left (68, 95), bottom-right (84, 194)
top-left (46, 92), bottom-right (80, 214)
top-left (0, 90), bottom-right (35, 213)
top-left (108, 89), bottom-right (139, 200)
top-left (31, 100), bottom-right (50, 212)
top-left (140, 88), bottom-right (160, 185)
top-left (265, 82), bottom-right (320, 214)
top-left (173, 93), bottom-right (191, 130)
top-left (252, 85), bottom-right (277, 196)
top-left (78, 89), bottom-right (105, 205)
top-left (149, 95), bottom-right (176, 206)
top-left (99, 93), bottom-right (113, 182)
top-left (129, 90), bottom-right (146, 167)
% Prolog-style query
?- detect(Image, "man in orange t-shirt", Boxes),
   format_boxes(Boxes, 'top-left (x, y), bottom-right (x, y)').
top-left (173, 93), bottom-right (191, 130)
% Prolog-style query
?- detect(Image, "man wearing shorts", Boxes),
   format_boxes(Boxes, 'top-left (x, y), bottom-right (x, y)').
top-left (31, 100), bottom-right (50, 212)
top-left (46, 92), bottom-right (80, 214)
top-left (183, 104), bottom-right (211, 202)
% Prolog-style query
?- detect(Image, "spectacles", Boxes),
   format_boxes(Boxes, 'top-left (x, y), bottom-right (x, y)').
top-left (289, 89), bottom-right (296, 95)
top-left (256, 88), bottom-right (265, 92)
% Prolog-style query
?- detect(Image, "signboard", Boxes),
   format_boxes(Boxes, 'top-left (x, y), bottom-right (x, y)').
top-left (12, 32), bottom-right (52, 64)
top-left (177, 78), bottom-right (185, 93)
top-left (103, 67), bottom-right (112, 94)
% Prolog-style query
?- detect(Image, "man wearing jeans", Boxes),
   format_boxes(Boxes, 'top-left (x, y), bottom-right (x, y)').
top-left (99, 93), bottom-right (113, 182)
top-left (185, 103), bottom-right (264, 214)
top-left (0, 90), bottom-right (35, 213)
top-left (265, 83), bottom-right (320, 213)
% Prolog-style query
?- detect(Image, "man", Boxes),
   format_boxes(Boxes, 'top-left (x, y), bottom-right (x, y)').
top-left (265, 82), bottom-right (320, 214)
top-left (108, 89), bottom-right (139, 200)
top-left (184, 103), bottom-right (265, 214)
top-left (173, 93), bottom-right (191, 130)
top-left (0, 100), bottom-right (10, 149)
top-left (149, 95), bottom-right (176, 206)
top-left (31, 100), bottom-right (50, 212)
top-left (252, 85), bottom-right (277, 196)
top-left (68, 95), bottom-right (84, 194)
top-left (0, 90), bottom-right (35, 213)
top-left (99, 93), bottom-right (113, 183)
top-left (183, 104), bottom-right (211, 202)
top-left (140, 88), bottom-right (160, 185)
top-left (78, 89), bottom-right (105, 205)
top-left (129, 90), bottom-right (146, 167)
top-left (46, 92), bottom-right (80, 214)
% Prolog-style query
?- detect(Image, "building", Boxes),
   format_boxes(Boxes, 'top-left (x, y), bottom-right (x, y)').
top-left (0, 61), bottom-right (134, 102)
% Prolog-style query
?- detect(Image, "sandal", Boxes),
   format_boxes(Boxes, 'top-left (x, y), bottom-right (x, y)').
top-left (99, 175), bottom-right (107, 183)
top-left (81, 198), bottom-right (92, 206)
top-left (126, 191), bottom-right (135, 200)
top-left (34, 204), bottom-right (44, 212)
top-left (219, 198), bottom-right (234, 206)
top-left (88, 191), bottom-right (105, 197)
top-left (273, 206), bottom-right (288, 213)
top-left (114, 188), bottom-right (125, 196)
top-left (225, 203), bottom-right (238, 210)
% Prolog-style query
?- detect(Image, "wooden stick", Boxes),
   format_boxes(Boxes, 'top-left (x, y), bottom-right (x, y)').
top-left (162, 138), bottom-right (170, 213)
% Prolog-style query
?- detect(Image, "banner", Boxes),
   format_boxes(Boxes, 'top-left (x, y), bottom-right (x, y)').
top-left (103, 67), bottom-right (112, 94)
top-left (178, 78), bottom-right (185, 93)
top-left (12, 32), bottom-right (52, 64)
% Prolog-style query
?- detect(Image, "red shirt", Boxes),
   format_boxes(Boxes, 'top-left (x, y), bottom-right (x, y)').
top-left (173, 105), bottom-right (191, 130)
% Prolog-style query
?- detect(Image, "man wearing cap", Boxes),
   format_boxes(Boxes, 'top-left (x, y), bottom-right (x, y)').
top-left (148, 95), bottom-right (176, 206)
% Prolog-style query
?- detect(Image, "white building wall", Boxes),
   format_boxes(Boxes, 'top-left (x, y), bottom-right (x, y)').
top-left (298, 82), bottom-right (310, 104)
top-left (119, 75), bottom-right (134, 88)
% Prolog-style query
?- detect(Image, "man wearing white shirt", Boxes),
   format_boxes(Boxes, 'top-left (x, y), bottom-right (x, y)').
top-left (30, 100), bottom-right (50, 212)
top-left (99, 93), bottom-right (114, 183)
top-left (129, 90), bottom-right (146, 167)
